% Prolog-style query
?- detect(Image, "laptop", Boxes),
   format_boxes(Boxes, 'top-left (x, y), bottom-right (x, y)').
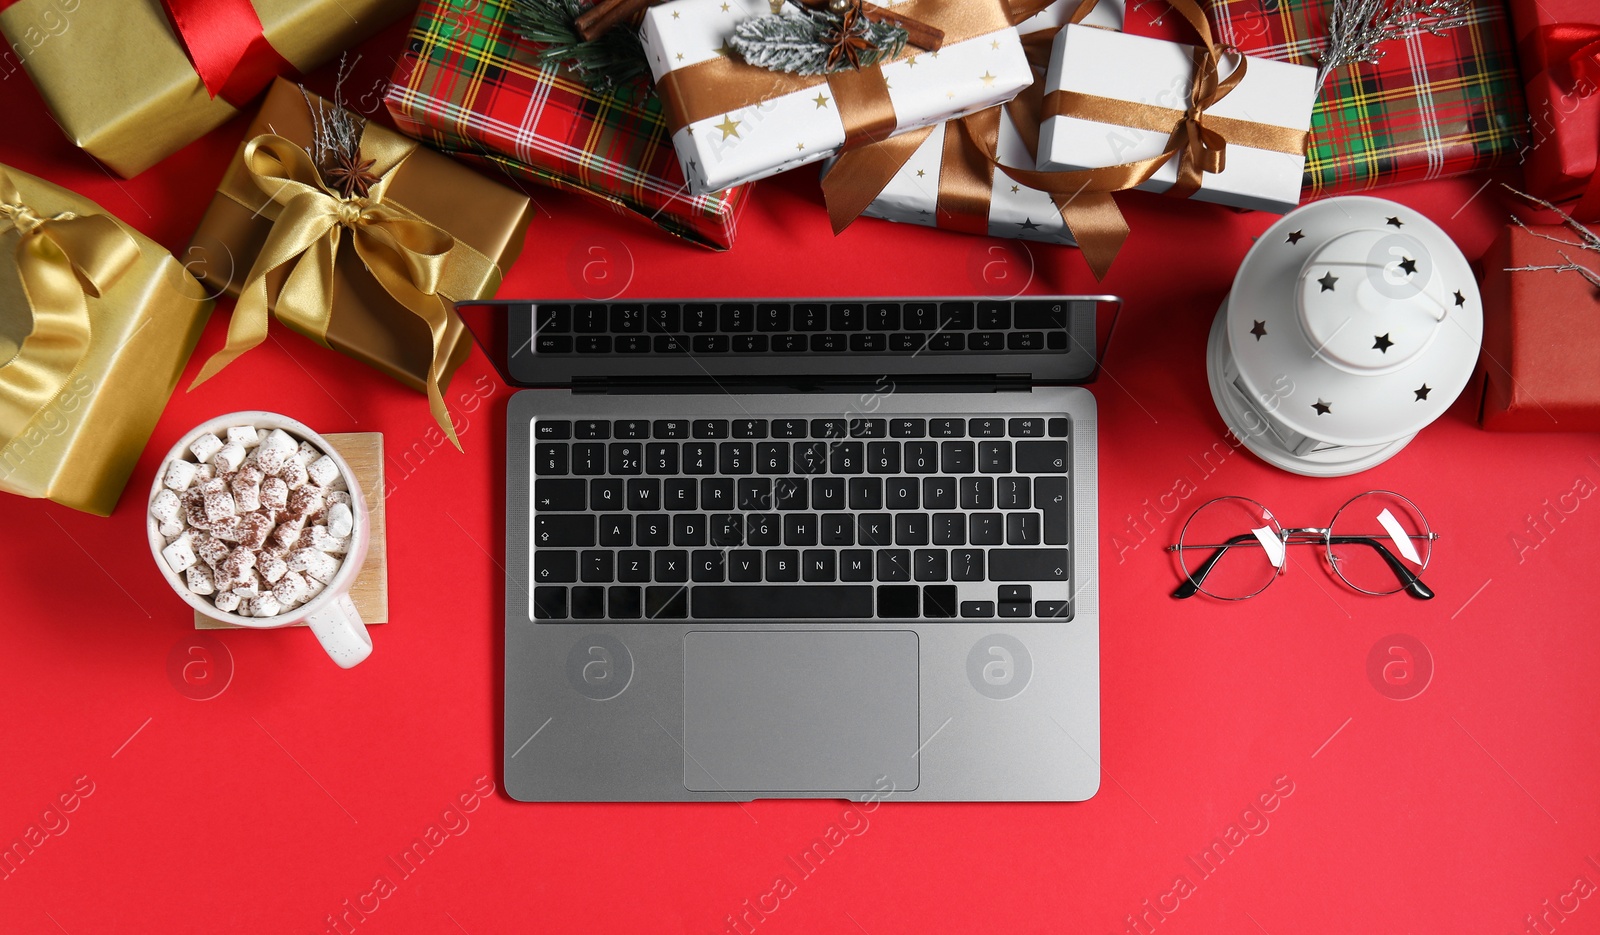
top-left (471, 296), bottom-right (1111, 802)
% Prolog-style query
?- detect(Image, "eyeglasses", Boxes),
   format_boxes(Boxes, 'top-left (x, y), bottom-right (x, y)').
top-left (1166, 490), bottom-right (1439, 601)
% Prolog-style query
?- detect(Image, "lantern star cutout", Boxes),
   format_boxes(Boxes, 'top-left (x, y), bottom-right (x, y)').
top-left (1398, 256), bottom-right (1418, 276)
top-left (1286, 230), bottom-right (1305, 245)
top-left (715, 115), bottom-right (741, 139)
top-left (1313, 399), bottom-right (1332, 415)
top-left (1373, 333), bottom-right (1394, 353)
top-left (1414, 384), bottom-right (1432, 401)
top-left (1386, 216), bottom-right (1404, 228)
top-left (1250, 320), bottom-right (1267, 340)
top-left (1318, 272), bottom-right (1339, 292)
top-left (1454, 289), bottom-right (1466, 307)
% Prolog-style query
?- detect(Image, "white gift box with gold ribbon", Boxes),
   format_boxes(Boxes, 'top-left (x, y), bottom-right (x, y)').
top-left (642, 0), bottom-right (1035, 195)
top-left (1036, 23), bottom-right (1315, 214)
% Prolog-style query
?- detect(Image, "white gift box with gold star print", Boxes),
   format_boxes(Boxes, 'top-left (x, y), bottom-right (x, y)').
top-left (641, 0), bottom-right (1035, 195)
top-left (821, 105), bottom-right (1077, 244)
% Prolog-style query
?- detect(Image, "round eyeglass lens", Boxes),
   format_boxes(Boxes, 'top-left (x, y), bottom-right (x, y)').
top-left (1326, 490), bottom-right (1433, 595)
top-left (1176, 496), bottom-right (1283, 600)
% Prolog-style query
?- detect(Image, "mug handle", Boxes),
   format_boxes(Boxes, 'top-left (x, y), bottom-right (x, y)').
top-left (307, 593), bottom-right (372, 668)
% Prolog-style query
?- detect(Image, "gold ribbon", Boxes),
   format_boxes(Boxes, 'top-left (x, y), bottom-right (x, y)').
top-left (190, 127), bottom-right (500, 450)
top-left (825, 0), bottom-right (1309, 278)
top-left (0, 168), bottom-right (140, 450)
top-left (658, 0), bottom-right (1014, 141)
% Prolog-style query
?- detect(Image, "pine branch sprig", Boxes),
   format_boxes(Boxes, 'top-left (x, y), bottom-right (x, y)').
top-left (506, 0), bottom-right (652, 90)
top-left (730, 5), bottom-right (907, 76)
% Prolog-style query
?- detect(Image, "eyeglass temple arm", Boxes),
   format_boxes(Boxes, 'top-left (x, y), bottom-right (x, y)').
top-left (1325, 535), bottom-right (1434, 600)
top-left (1171, 533), bottom-right (1260, 599)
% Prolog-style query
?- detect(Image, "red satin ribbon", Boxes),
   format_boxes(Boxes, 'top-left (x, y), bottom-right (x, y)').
top-left (160, 0), bottom-right (295, 107)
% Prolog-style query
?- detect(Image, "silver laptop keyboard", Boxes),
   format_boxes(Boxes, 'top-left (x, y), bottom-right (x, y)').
top-left (528, 414), bottom-right (1074, 622)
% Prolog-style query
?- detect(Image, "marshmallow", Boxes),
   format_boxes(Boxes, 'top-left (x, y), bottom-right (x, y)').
top-left (307, 455), bottom-right (340, 488)
top-left (200, 477), bottom-right (236, 524)
top-left (213, 442), bottom-right (246, 474)
top-left (271, 516), bottom-right (305, 550)
top-left (210, 515), bottom-right (242, 542)
top-left (305, 525), bottom-right (349, 555)
top-left (247, 594), bottom-right (281, 618)
top-left (158, 519), bottom-right (185, 538)
top-left (193, 463), bottom-right (216, 484)
top-left (163, 459), bottom-right (197, 492)
top-left (186, 564), bottom-right (216, 596)
top-left (150, 488), bottom-right (181, 523)
top-left (286, 484), bottom-right (323, 520)
top-left (260, 554), bottom-right (288, 584)
top-left (260, 475), bottom-right (289, 513)
top-left (231, 570), bottom-right (262, 598)
top-left (279, 457), bottom-right (309, 490)
top-left (231, 465), bottom-right (263, 512)
top-left (189, 432), bottom-right (224, 464)
top-left (287, 548), bottom-right (339, 584)
top-left (302, 574), bottom-right (327, 601)
top-left (226, 425), bottom-right (261, 449)
top-left (161, 536), bottom-right (197, 574)
top-left (294, 441), bottom-right (321, 466)
top-left (256, 429), bottom-right (297, 474)
top-left (238, 511), bottom-right (274, 550)
top-left (273, 571), bottom-right (308, 606)
top-left (197, 533), bottom-right (231, 568)
top-left (327, 501), bottom-right (354, 539)
top-left (213, 590), bottom-right (241, 613)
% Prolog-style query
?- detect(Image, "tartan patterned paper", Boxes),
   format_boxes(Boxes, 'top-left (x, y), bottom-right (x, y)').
top-left (1204, 0), bottom-right (1524, 198)
top-left (385, 0), bottom-right (749, 250)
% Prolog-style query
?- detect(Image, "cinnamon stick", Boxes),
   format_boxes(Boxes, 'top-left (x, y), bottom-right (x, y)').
top-left (795, 0), bottom-right (945, 52)
top-left (574, 0), bottom-right (655, 41)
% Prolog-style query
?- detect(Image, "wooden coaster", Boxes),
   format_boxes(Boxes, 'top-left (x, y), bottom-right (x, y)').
top-left (197, 432), bottom-right (389, 629)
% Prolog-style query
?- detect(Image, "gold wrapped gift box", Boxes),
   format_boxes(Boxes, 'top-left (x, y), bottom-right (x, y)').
top-left (186, 79), bottom-right (534, 442)
top-left (0, 164), bottom-right (212, 516)
top-left (0, 0), bottom-right (416, 177)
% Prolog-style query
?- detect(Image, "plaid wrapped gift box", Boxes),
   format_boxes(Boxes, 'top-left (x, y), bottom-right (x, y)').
top-left (1202, 0), bottom-right (1524, 198)
top-left (385, 0), bottom-right (749, 250)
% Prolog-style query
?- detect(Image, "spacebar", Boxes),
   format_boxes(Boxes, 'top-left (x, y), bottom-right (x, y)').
top-left (692, 586), bottom-right (874, 618)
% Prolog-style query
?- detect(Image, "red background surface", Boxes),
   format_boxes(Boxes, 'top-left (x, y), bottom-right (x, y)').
top-left (4, 14), bottom-right (1600, 935)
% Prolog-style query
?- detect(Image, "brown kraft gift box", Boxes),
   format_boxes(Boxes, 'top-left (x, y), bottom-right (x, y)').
top-left (1478, 223), bottom-right (1600, 432)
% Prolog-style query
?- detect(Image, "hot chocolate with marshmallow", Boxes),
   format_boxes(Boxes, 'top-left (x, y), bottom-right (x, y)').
top-left (154, 424), bottom-right (355, 619)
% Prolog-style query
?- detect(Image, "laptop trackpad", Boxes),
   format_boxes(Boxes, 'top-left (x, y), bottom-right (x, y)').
top-left (683, 630), bottom-right (920, 795)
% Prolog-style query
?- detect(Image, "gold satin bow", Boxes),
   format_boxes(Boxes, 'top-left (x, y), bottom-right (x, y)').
top-left (0, 169), bottom-right (140, 449)
top-left (190, 132), bottom-right (479, 450)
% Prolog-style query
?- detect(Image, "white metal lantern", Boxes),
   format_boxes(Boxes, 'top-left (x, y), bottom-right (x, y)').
top-left (1207, 195), bottom-right (1483, 477)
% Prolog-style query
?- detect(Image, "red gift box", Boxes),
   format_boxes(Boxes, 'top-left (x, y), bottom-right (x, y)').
top-left (1477, 223), bottom-right (1600, 432)
top-left (1512, 0), bottom-right (1600, 215)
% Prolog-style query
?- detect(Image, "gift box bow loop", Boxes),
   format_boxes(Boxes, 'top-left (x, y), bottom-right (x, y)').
top-left (190, 131), bottom-right (497, 451)
top-left (1524, 22), bottom-right (1600, 219)
top-left (0, 169), bottom-right (141, 449)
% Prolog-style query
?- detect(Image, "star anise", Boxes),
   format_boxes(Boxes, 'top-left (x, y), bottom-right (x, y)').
top-left (825, 3), bottom-right (873, 70)
top-left (323, 150), bottom-right (379, 199)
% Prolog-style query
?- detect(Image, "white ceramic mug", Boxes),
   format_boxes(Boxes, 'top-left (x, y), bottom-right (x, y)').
top-left (147, 411), bottom-right (373, 668)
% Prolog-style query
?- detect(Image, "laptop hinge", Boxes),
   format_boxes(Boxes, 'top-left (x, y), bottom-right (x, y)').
top-left (571, 374), bottom-right (1033, 394)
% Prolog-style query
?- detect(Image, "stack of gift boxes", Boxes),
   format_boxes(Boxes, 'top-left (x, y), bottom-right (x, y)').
top-left (1, 0), bottom-right (1597, 517)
